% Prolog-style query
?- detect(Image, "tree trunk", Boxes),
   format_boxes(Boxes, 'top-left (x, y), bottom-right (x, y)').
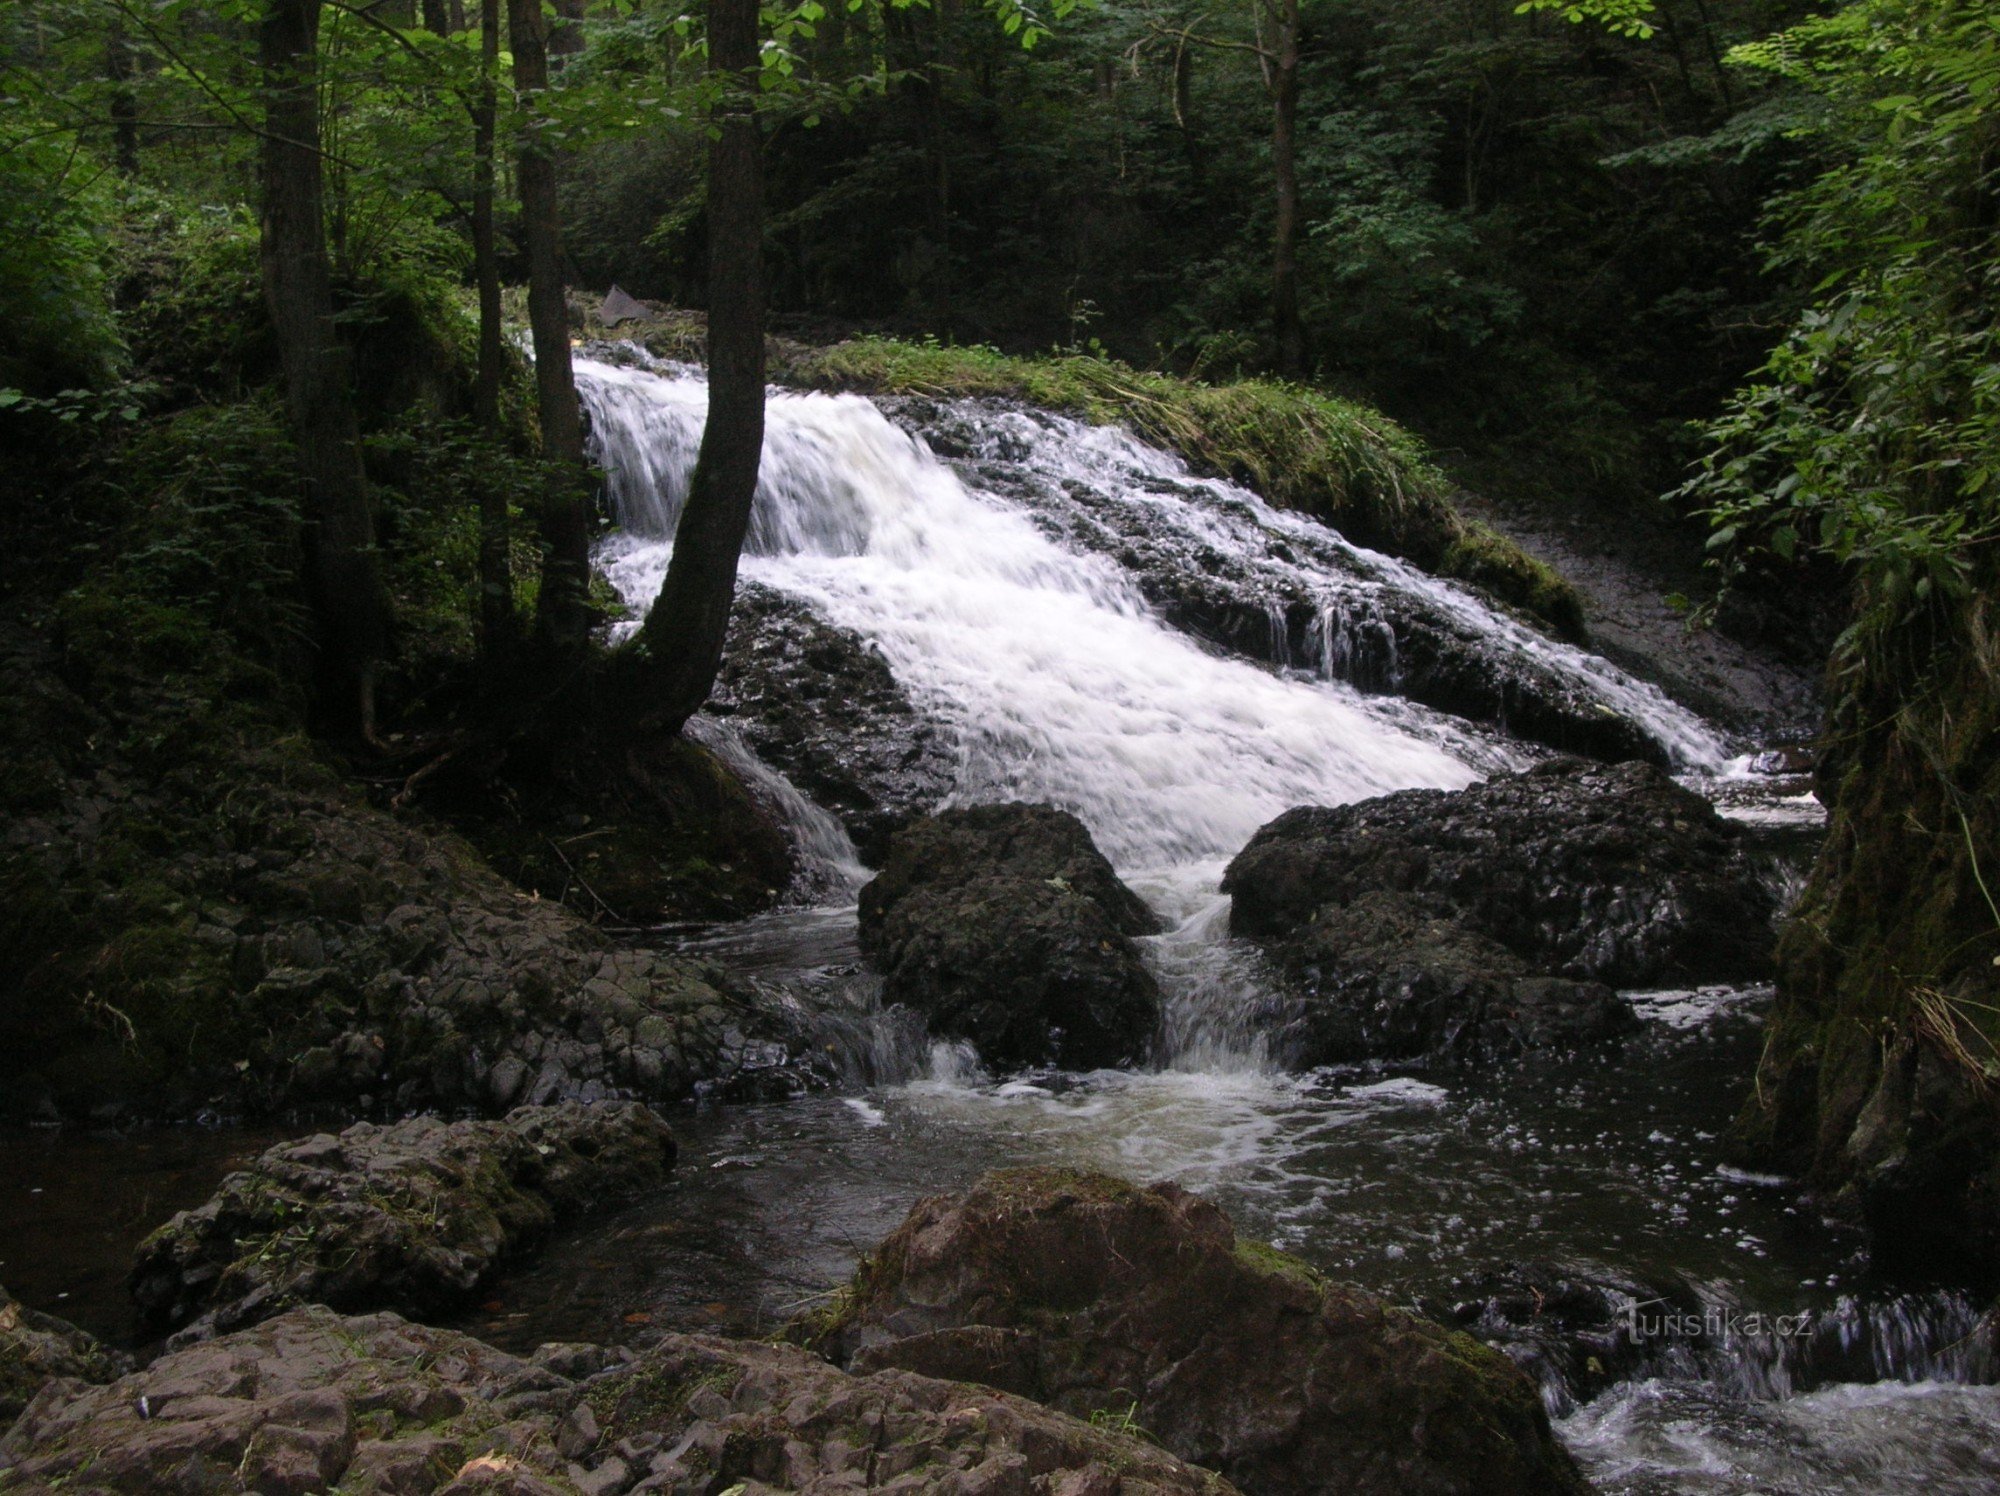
top-left (473, 0), bottom-right (513, 658)
top-left (551, 0), bottom-right (586, 64)
top-left (509, 0), bottom-right (593, 652)
top-left (1267, 0), bottom-right (1305, 380)
top-left (107, 27), bottom-right (139, 178)
top-left (259, 0), bottom-right (391, 737)
top-left (421, 0), bottom-right (448, 33)
top-left (637, 0), bottom-right (765, 735)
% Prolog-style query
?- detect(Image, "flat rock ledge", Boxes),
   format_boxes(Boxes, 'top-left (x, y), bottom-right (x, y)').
top-left (1221, 758), bottom-right (1777, 1065)
top-left (858, 805), bottom-right (1163, 1071)
top-left (796, 1167), bottom-right (1589, 1496)
top-left (131, 1103), bottom-right (676, 1341)
top-left (1, 1284), bottom-right (132, 1428)
top-left (0, 1305), bottom-right (1243, 1495)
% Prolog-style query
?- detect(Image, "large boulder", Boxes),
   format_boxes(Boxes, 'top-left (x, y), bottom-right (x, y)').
top-left (0, 1284), bottom-right (131, 1428)
top-left (859, 805), bottom-right (1163, 1070)
top-left (1221, 759), bottom-right (1776, 1063)
top-left (1264, 891), bottom-right (1635, 1065)
top-left (0, 1304), bottom-right (1243, 1495)
top-left (131, 1102), bottom-right (676, 1339)
top-left (1226, 758), bottom-right (1773, 984)
top-left (797, 1168), bottom-right (1588, 1496)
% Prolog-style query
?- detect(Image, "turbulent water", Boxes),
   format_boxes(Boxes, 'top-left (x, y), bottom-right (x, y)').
top-left (562, 353), bottom-right (1994, 1494)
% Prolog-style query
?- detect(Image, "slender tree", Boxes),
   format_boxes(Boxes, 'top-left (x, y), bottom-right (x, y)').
top-left (637, 0), bottom-right (767, 734)
top-left (258, 0), bottom-right (392, 737)
top-left (509, 0), bottom-right (594, 652)
top-left (472, 0), bottom-right (513, 658)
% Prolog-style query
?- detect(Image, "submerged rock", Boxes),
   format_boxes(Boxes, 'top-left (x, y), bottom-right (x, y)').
top-left (130, 1103), bottom-right (676, 1339)
top-left (859, 805), bottom-right (1163, 1070)
top-left (1222, 758), bottom-right (1775, 1063)
top-left (0, 1304), bottom-right (1242, 1495)
top-left (0, 1283), bottom-right (132, 1427)
top-left (799, 1167), bottom-right (1588, 1496)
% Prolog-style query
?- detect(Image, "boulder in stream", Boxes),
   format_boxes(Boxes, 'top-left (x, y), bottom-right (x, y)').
top-left (0, 1304), bottom-right (1244, 1495)
top-left (130, 1102), bottom-right (676, 1339)
top-left (1, 1283), bottom-right (132, 1428)
top-left (797, 1167), bottom-right (1589, 1496)
top-left (1223, 758), bottom-right (1777, 1063)
top-left (859, 804), bottom-right (1164, 1071)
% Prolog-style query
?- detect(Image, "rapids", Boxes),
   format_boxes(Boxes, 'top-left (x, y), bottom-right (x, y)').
top-left (557, 355), bottom-right (1995, 1493)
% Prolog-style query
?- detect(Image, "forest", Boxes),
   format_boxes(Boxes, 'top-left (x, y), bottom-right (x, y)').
top-left (2, 0), bottom-right (1998, 1492)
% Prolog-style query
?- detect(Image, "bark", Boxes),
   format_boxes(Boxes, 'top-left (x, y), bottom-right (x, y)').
top-left (108, 27), bottom-right (139, 178)
top-left (637, 0), bottom-right (766, 735)
top-left (421, 0), bottom-right (448, 33)
top-left (551, 0), bottom-right (587, 63)
top-left (1267, 0), bottom-right (1305, 380)
top-left (509, 0), bottom-right (594, 651)
top-left (473, 0), bottom-right (513, 658)
top-left (259, 0), bottom-right (391, 736)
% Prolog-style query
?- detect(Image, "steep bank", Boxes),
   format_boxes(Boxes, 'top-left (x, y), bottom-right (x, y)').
top-left (0, 619), bottom-right (819, 1123)
top-left (1737, 558), bottom-right (2000, 1280)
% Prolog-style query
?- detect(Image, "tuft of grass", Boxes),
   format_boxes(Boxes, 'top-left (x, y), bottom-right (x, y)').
top-left (778, 337), bottom-right (1585, 636)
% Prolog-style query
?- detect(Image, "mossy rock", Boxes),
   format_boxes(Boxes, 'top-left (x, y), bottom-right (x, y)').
top-left (798, 1166), bottom-right (1588, 1496)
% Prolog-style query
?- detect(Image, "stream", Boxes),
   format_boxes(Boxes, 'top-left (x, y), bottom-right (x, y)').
top-left (5, 355), bottom-right (1993, 1493)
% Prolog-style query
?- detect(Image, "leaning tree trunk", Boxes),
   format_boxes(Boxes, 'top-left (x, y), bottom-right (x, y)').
top-left (637, 0), bottom-right (765, 734)
top-left (509, 0), bottom-right (594, 653)
top-left (1267, 0), bottom-right (1305, 380)
top-left (259, 0), bottom-right (390, 737)
top-left (472, 0), bottom-right (514, 659)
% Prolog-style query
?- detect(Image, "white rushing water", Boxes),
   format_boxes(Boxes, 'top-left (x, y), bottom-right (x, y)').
top-left (579, 356), bottom-right (1734, 893)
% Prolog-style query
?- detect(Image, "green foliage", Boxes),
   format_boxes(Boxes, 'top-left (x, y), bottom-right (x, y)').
top-left (0, 122), bottom-right (123, 392)
top-left (1683, 0), bottom-right (2000, 673)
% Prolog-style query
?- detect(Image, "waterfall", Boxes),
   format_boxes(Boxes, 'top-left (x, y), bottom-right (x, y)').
top-left (583, 358), bottom-right (1515, 883)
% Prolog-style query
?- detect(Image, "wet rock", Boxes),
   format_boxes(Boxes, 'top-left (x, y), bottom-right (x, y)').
top-left (714, 581), bottom-right (957, 863)
top-left (130, 1102), bottom-right (676, 1338)
top-left (885, 398), bottom-right (1667, 765)
top-left (0, 1305), bottom-right (1241, 1495)
top-left (0, 628), bottom-right (821, 1125)
top-left (859, 805), bottom-right (1163, 1070)
top-left (1226, 758), bottom-right (1775, 997)
top-left (0, 1307), bottom-right (579, 1494)
top-left (0, 1283), bottom-right (132, 1427)
top-left (585, 1333), bottom-right (1242, 1496)
top-left (1269, 891), bottom-right (1635, 1065)
top-left (1422, 1259), bottom-right (1704, 1415)
top-left (801, 1167), bottom-right (1588, 1496)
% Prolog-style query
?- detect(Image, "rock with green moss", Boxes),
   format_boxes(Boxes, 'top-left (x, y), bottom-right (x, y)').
top-left (130, 1102), bottom-right (676, 1339)
top-left (0, 1284), bottom-right (132, 1428)
top-left (0, 625), bottom-right (823, 1123)
top-left (0, 1304), bottom-right (1244, 1494)
top-left (0, 1306), bottom-right (586, 1494)
top-left (795, 1167), bottom-right (1588, 1496)
top-left (859, 805), bottom-right (1163, 1071)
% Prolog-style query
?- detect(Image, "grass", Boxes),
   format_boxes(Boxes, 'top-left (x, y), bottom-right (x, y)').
top-left (777, 336), bottom-right (1586, 638)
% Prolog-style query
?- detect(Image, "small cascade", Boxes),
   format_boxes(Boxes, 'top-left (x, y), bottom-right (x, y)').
top-left (682, 715), bottom-right (869, 901)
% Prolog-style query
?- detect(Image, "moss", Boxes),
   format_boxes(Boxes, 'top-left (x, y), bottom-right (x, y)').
top-left (1737, 567), bottom-right (2000, 1275)
top-left (777, 337), bottom-right (1585, 634)
top-left (1230, 1237), bottom-right (1327, 1294)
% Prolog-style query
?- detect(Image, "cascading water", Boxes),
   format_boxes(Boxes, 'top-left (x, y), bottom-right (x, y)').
top-left (560, 352), bottom-right (1992, 1495)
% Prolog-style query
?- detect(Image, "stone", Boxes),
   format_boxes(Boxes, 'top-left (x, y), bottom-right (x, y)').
top-left (799, 1168), bottom-right (1588, 1496)
top-left (0, 1282), bottom-right (133, 1426)
top-left (859, 804), bottom-right (1163, 1070)
top-left (130, 1102), bottom-right (676, 1337)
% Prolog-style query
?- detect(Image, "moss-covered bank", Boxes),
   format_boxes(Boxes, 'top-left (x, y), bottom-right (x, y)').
top-left (1737, 560), bottom-right (2000, 1280)
top-left (599, 306), bottom-right (1586, 640)
top-left (772, 336), bottom-right (1586, 638)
